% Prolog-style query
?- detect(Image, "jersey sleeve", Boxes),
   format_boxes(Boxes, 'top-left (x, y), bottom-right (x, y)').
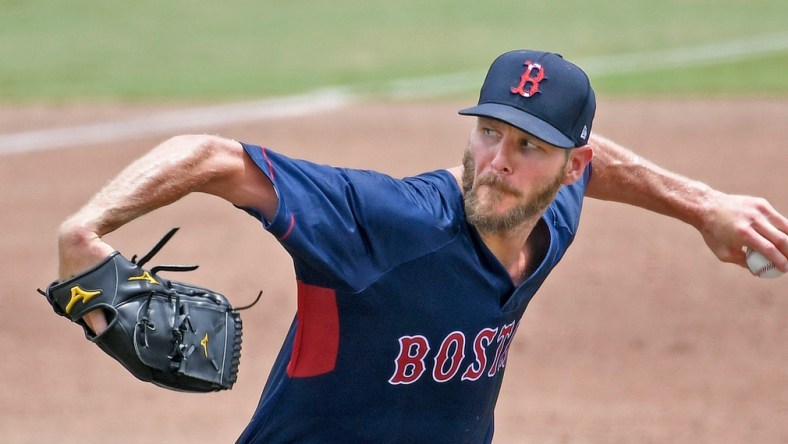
top-left (239, 143), bottom-right (463, 291)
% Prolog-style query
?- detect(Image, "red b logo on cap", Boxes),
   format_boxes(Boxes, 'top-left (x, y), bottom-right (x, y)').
top-left (511, 61), bottom-right (545, 98)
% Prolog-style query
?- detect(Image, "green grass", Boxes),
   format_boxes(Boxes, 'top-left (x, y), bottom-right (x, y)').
top-left (1, 0), bottom-right (787, 102)
top-left (593, 53), bottom-right (788, 97)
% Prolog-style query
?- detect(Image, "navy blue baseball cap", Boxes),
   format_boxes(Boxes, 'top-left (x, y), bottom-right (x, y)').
top-left (459, 50), bottom-right (595, 148)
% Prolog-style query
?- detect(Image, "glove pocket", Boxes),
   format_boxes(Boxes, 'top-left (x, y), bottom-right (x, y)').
top-left (134, 294), bottom-right (241, 392)
top-left (93, 298), bottom-right (160, 384)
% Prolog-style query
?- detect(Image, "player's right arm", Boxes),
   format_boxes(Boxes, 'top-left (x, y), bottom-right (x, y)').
top-left (58, 135), bottom-right (277, 333)
top-left (584, 133), bottom-right (788, 272)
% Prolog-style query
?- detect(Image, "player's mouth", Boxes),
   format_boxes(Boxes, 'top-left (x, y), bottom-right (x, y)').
top-left (474, 174), bottom-right (521, 198)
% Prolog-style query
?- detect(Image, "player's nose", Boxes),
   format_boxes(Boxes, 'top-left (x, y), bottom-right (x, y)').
top-left (490, 141), bottom-right (516, 175)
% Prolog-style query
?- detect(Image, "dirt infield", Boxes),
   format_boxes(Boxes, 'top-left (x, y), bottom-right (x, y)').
top-left (2, 98), bottom-right (786, 443)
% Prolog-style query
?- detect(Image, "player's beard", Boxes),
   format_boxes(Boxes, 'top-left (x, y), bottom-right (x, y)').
top-left (461, 147), bottom-right (566, 234)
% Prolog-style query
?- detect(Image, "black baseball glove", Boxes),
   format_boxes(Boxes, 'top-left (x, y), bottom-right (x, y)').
top-left (39, 228), bottom-right (252, 393)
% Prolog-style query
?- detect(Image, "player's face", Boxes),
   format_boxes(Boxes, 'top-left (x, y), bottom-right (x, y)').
top-left (462, 118), bottom-right (570, 233)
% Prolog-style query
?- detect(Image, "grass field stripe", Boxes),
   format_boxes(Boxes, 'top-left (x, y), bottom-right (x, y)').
top-left (380, 31), bottom-right (788, 99)
top-left (578, 31), bottom-right (788, 75)
top-left (0, 89), bottom-right (353, 155)
top-left (2, 32), bottom-right (787, 155)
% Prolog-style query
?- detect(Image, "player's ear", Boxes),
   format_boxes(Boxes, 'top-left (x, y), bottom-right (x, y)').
top-left (561, 145), bottom-right (593, 185)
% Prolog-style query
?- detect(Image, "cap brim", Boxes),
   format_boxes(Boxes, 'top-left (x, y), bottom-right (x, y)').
top-left (459, 103), bottom-right (574, 149)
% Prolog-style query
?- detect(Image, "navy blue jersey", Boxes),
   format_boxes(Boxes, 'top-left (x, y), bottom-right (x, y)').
top-left (236, 143), bottom-right (590, 443)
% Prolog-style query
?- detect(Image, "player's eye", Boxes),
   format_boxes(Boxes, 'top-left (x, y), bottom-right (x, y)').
top-left (482, 127), bottom-right (499, 137)
top-left (520, 139), bottom-right (537, 150)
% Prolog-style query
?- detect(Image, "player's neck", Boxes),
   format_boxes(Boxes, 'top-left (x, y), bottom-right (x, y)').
top-left (478, 218), bottom-right (543, 285)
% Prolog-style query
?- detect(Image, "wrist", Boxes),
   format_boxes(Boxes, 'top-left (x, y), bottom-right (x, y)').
top-left (678, 180), bottom-right (718, 232)
top-left (57, 220), bottom-right (114, 280)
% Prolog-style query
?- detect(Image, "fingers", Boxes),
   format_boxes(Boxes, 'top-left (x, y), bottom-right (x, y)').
top-left (744, 198), bottom-right (788, 272)
top-left (752, 226), bottom-right (788, 273)
top-left (726, 247), bottom-right (749, 269)
top-left (84, 309), bottom-right (109, 335)
top-left (700, 194), bottom-right (788, 273)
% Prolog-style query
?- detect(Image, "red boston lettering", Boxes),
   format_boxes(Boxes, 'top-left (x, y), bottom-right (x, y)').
top-left (488, 322), bottom-right (515, 377)
top-left (461, 327), bottom-right (498, 381)
top-left (432, 331), bottom-right (466, 383)
top-left (388, 335), bottom-right (430, 385)
top-left (389, 322), bottom-right (518, 385)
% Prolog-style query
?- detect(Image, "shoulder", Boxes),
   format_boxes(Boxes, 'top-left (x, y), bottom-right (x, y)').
top-left (445, 166), bottom-right (463, 191)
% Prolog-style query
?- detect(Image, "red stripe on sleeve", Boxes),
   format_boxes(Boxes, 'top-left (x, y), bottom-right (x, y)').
top-left (260, 147), bottom-right (276, 181)
top-left (277, 214), bottom-right (295, 241)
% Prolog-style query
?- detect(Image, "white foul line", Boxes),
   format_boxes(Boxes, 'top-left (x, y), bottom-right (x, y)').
top-left (2, 32), bottom-right (788, 156)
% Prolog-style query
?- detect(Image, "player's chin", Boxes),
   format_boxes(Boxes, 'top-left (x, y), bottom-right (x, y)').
top-left (481, 194), bottom-right (522, 214)
top-left (475, 203), bottom-right (521, 225)
top-left (477, 185), bottom-right (514, 201)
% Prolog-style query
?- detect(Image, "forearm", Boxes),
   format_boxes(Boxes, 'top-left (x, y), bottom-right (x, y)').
top-left (584, 133), bottom-right (714, 230)
top-left (58, 135), bottom-right (251, 279)
top-left (585, 133), bottom-right (788, 271)
top-left (57, 135), bottom-right (252, 333)
top-left (63, 137), bottom-right (217, 234)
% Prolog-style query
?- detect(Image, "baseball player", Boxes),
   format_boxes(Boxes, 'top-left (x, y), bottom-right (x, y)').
top-left (55, 50), bottom-right (788, 443)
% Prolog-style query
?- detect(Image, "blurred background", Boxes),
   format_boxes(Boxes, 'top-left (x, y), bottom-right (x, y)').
top-left (2, 1), bottom-right (787, 443)
top-left (2, 0), bottom-right (787, 103)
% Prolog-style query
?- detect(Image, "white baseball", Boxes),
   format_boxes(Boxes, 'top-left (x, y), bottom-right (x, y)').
top-left (746, 248), bottom-right (783, 279)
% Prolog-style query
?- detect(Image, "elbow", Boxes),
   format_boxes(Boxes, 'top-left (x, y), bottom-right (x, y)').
top-left (160, 134), bottom-right (242, 183)
top-left (162, 134), bottom-right (226, 160)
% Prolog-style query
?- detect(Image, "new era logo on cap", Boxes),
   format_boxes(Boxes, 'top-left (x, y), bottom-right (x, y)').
top-left (459, 50), bottom-right (596, 148)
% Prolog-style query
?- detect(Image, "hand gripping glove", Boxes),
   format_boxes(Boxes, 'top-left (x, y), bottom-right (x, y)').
top-left (39, 228), bottom-right (255, 393)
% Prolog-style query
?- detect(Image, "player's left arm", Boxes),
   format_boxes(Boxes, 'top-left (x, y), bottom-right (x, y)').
top-left (584, 133), bottom-right (788, 272)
